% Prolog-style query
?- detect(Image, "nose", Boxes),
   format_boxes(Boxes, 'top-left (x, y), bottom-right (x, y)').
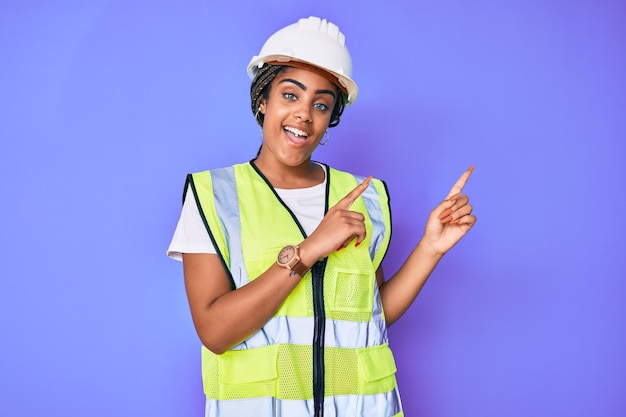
top-left (294, 103), bottom-right (312, 123)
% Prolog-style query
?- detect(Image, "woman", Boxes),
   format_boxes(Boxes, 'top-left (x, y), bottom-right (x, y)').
top-left (168, 16), bottom-right (475, 417)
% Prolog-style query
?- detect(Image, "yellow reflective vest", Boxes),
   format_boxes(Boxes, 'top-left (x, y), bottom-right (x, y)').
top-left (186, 161), bottom-right (403, 417)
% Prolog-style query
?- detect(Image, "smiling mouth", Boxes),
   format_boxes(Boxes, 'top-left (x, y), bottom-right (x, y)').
top-left (284, 126), bottom-right (310, 140)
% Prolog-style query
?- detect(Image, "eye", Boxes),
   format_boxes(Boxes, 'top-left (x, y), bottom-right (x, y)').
top-left (283, 92), bottom-right (297, 101)
top-left (314, 102), bottom-right (329, 112)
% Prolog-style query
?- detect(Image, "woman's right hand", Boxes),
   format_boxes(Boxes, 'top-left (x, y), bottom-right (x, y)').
top-left (300, 176), bottom-right (372, 263)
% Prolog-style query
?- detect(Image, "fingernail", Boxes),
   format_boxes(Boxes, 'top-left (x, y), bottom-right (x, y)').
top-left (355, 241), bottom-right (361, 247)
top-left (438, 208), bottom-right (452, 220)
top-left (440, 215), bottom-right (452, 224)
top-left (448, 192), bottom-right (461, 201)
top-left (468, 165), bottom-right (475, 174)
top-left (337, 246), bottom-right (343, 251)
top-left (450, 218), bottom-right (461, 224)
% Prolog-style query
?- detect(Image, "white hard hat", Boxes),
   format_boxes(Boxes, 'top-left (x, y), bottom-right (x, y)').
top-left (247, 16), bottom-right (358, 105)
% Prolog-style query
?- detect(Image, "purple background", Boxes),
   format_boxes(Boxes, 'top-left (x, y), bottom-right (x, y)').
top-left (1, 1), bottom-right (625, 416)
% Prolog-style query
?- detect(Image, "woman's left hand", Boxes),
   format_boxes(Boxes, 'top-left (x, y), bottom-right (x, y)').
top-left (421, 166), bottom-right (477, 256)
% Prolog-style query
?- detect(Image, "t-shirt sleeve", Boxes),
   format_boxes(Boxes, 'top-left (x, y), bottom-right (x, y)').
top-left (166, 185), bottom-right (216, 261)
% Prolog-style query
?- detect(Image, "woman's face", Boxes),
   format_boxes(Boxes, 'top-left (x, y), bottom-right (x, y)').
top-left (258, 67), bottom-right (337, 169)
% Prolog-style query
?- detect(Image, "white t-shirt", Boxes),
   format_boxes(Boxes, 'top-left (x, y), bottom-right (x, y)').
top-left (167, 168), bottom-right (326, 261)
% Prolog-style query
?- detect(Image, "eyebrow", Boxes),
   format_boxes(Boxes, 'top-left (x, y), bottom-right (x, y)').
top-left (278, 78), bottom-right (336, 99)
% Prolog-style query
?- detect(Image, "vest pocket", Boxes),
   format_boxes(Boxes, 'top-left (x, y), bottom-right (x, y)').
top-left (218, 345), bottom-right (279, 398)
top-left (328, 268), bottom-right (373, 316)
top-left (357, 344), bottom-right (398, 393)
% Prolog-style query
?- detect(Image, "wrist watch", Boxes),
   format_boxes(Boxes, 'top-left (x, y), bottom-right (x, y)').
top-left (277, 245), bottom-right (309, 277)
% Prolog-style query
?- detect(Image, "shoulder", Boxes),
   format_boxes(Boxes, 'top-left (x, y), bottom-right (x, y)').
top-left (187, 162), bottom-right (253, 183)
top-left (325, 164), bottom-right (387, 189)
top-left (188, 163), bottom-right (243, 177)
top-left (323, 164), bottom-right (390, 206)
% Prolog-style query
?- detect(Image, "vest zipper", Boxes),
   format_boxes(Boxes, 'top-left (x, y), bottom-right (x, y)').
top-left (248, 160), bottom-right (330, 415)
top-left (312, 258), bottom-right (327, 417)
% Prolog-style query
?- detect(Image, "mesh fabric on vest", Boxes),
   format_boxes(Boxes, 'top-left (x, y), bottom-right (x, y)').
top-left (325, 346), bottom-right (398, 396)
top-left (277, 344), bottom-right (314, 399)
top-left (202, 343), bottom-right (398, 400)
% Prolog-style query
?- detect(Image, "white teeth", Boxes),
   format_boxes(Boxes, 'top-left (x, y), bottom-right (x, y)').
top-left (284, 126), bottom-right (308, 138)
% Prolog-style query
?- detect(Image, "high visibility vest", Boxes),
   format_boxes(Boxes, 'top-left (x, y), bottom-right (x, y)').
top-left (186, 161), bottom-right (403, 417)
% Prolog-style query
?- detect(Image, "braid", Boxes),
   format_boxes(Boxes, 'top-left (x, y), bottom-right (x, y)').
top-left (328, 90), bottom-right (346, 128)
top-left (250, 65), bottom-right (285, 127)
top-left (250, 64), bottom-right (348, 128)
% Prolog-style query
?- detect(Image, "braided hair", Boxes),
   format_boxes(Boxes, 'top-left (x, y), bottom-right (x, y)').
top-left (250, 64), bottom-right (347, 128)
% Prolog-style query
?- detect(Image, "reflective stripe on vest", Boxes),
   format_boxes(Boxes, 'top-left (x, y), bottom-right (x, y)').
top-left (205, 389), bottom-right (404, 417)
top-left (189, 162), bottom-right (399, 416)
top-left (355, 173), bottom-right (387, 264)
top-left (231, 315), bottom-right (386, 351)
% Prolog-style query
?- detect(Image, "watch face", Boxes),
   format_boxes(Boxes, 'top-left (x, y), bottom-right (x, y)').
top-left (278, 246), bottom-right (296, 265)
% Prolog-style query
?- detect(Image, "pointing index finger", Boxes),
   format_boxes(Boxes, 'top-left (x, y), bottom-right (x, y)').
top-left (446, 165), bottom-right (475, 199)
top-left (336, 176), bottom-right (372, 209)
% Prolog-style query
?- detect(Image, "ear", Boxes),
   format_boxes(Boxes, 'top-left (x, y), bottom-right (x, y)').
top-left (259, 98), bottom-right (266, 114)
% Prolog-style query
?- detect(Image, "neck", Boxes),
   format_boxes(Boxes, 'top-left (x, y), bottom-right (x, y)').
top-left (252, 157), bottom-right (324, 190)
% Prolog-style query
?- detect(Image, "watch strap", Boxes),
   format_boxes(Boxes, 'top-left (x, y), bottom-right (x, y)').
top-left (290, 259), bottom-right (309, 277)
